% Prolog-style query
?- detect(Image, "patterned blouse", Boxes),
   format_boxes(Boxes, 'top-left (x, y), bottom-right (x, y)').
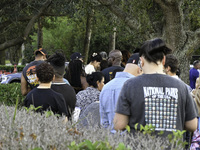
top-left (76, 87), bottom-right (100, 113)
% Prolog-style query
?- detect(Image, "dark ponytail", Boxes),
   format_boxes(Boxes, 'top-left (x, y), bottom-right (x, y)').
top-left (90, 53), bottom-right (102, 62)
top-left (139, 38), bottom-right (172, 64)
top-left (86, 72), bottom-right (104, 88)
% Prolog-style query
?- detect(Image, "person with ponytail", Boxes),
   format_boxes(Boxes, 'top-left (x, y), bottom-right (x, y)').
top-left (85, 53), bottom-right (102, 74)
top-left (76, 72), bottom-right (104, 114)
top-left (114, 38), bottom-right (198, 136)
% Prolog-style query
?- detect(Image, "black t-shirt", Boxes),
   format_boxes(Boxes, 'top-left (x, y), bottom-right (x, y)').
top-left (24, 88), bottom-right (69, 117)
top-left (22, 60), bottom-right (44, 89)
top-left (101, 66), bottom-right (124, 84)
top-left (51, 83), bottom-right (76, 117)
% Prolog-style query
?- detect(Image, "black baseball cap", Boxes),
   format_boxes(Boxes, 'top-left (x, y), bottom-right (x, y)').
top-left (34, 48), bottom-right (47, 56)
top-left (70, 52), bottom-right (83, 61)
top-left (127, 53), bottom-right (140, 64)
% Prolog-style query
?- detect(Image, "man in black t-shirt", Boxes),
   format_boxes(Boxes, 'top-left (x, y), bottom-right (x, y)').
top-left (24, 63), bottom-right (69, 117)
top-left (47, 52), bottom-right (76, 118)
top-left (21, 48), bottom-right (47, 96)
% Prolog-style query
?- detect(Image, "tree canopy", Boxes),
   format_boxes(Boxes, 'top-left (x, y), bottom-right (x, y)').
top-left (1, 0), bottom-right (200, 81)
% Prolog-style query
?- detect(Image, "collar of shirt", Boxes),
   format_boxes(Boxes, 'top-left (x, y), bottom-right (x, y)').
top-left (115, 72), bottom-right (135, 79)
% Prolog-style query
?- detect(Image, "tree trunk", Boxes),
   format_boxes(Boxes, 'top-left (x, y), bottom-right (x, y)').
top-left (109, 27), bottom-right (117, 51)
top-left (154, 0), bottom-right (189, 82)
top-left (37, 17), bottom-right (43, 49)
top-left (97, 0), bottom-right (199, 83)
top-left (8, 45), bottom-right (21, 65)
top-left (83, 9), bottom-right (94, 64)
top-left (21, 43), bottom-right (25, 60)
top-left (0, 50), bottom-right (6, 65)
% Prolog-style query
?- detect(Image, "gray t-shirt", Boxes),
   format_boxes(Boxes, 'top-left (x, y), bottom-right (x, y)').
top-left (116, 74), bottom-right (197, 133)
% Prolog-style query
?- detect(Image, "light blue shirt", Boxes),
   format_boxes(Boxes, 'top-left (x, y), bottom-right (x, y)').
top-left (99, 72), bottom-right (135, 132)
top-left (63, 78), bottom-right (70, 85)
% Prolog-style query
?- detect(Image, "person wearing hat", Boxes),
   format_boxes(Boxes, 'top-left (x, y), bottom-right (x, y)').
top-left (114, 38), bottom-right (197, 136)
top-left (70, 52), bottom-right (84, 62)
top-left (21, 48), bottom-right (47, 96)
top-left (100, 53), bottom-right (142, 133)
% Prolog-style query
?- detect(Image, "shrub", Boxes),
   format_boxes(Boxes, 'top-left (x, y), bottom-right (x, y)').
top-left (0, 83), bottom-right (24, 107)
top-left (0, 105), bottom-right (185, 150)
top-left (0, 65), bottom-right (25, 73)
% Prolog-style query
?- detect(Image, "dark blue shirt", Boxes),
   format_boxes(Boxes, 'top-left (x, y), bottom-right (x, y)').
top-left (189, 68), bottom-right (199, 89)
top-left (101, 66), bottom-right (124, 84)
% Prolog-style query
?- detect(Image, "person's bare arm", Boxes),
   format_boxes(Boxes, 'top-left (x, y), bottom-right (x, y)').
top-left (113, 113), bottom-right (129, 131)
top-left (80, 76), bottom-right (89, 90)
top-left (185, 118), bottom-right (198, 132)
top-left (21, 74), bottom-right (31, 96)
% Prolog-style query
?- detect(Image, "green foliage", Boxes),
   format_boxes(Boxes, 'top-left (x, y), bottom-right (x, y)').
top-left (68, 140), bottom-right (130, 150)
top-left (21, 43), bottom-right (35, 65)
top-left (30, 1), bottom-right (151, 60)
top-left (139, 124), bottom-right (155, 135)
top-left (29, 148), bottom-right (42, 150)
top-left (31, 16), bottom-right (85, 60)
top-left (168, 130), bottom-right (187, 149)
top-left (0, 83), bottom-right (24, 107)
top-left (24, 105), bottom-right (60, 118)
top-left (24, 105), bottom-right (42, 113)
top-left (0, 65), bottom-right (25, 72)
top-left (183, 0), bottom-right (200, 31)
top-left (125, 125), bottom-right (131, 133)
top-left (134, 123), bottom-right (186, 149)
top-left (12, 95), bottom-right (19, 124)
top-left (116, 143), bottom-right (130, 150)
top-left (45, 110), bottom-right (60, 118)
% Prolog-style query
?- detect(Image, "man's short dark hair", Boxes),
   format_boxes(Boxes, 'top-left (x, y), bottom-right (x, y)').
top-left (47, 52), bottom-right (66, 78)
top-left (164, 54), bottom-right (178, 73)
top-left (36, 62), bottom-right (54, 83)
top-left (193, 60), bottom-right (200, 67)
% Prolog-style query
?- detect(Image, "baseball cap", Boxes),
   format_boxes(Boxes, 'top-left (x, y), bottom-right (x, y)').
top-left (70, 52), bottom-right (83, 61)
top-left (127, 53), bottom-right (140, 64)
top-left (34, 48), bottom-right (47, 56)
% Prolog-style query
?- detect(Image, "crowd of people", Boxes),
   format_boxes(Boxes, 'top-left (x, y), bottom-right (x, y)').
top-left (21, 38), bottom-right (200, 149)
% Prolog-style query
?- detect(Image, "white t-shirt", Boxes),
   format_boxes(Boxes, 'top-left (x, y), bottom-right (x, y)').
top-left (85, 64), bottom-right (95, 74)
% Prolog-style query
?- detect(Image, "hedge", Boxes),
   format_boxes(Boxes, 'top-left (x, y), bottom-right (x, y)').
top-left (0, 105), bottom-right (185, 150)
top-left (0, 83), bottom-right (24, 107)
top-left (0, 83), bottom-right (186, 149)
top-left (0, 65), bottom-right (25, 73)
